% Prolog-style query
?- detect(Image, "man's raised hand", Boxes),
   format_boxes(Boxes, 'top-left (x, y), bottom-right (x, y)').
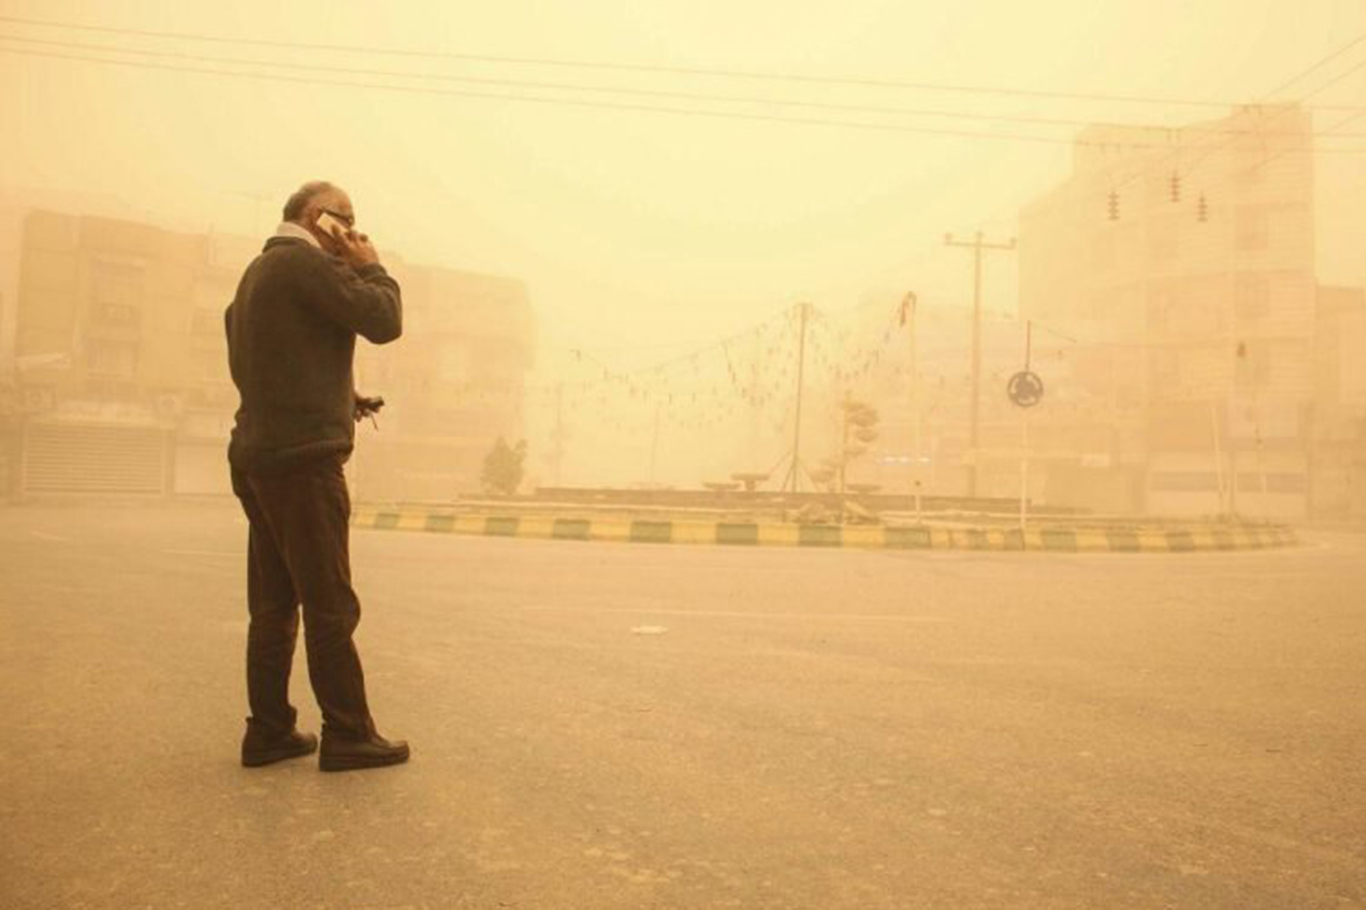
top-left (332, 227), bottom-right (380, 268)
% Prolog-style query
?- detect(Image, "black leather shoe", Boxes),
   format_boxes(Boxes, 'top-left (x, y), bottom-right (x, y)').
top-left (241, 727), bottom-right (319, 768)
top-left (319, 732), bottom-right (410, 772)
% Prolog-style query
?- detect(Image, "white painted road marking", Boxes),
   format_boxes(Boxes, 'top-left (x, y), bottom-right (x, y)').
top-left (516, 605), bottom-right (952, 622)
top-left (162, 549), bottom-right (239, 558)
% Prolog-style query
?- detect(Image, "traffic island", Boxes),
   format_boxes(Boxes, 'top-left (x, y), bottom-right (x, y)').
top-left (351, 506), bottom-right (1298, 553)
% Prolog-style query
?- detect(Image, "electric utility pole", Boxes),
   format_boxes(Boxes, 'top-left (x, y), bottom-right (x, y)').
top-left (944, 230), bottom-right (1016, 498)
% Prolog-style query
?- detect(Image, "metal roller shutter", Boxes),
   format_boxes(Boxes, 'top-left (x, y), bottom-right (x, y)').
top-left (21, 422), bottom-right (168, 495)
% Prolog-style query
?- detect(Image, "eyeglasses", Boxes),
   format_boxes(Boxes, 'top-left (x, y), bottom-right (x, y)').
top-left (319, 208), bottom-right (355, 228)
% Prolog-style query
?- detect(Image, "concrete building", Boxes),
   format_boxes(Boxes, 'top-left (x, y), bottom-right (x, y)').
top-left (1019, 104), bottom-right (1327, 518)
top-left (1, 208), bottom-right (534, 501)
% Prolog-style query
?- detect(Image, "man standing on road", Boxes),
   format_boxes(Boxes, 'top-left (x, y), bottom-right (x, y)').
top-left (225, 180), bottom-right (409, 772)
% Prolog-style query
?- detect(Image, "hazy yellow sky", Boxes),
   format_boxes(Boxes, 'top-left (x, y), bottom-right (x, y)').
top-left (2, 0), bottom-right (1363, 367)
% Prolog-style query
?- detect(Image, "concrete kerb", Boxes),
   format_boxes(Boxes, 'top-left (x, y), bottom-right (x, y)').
top-left (351, 507), bottom-right (1299, 554)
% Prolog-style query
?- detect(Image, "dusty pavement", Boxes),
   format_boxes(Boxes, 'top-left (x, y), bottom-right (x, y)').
top-left (0, 503), bottom-right (1363, 909)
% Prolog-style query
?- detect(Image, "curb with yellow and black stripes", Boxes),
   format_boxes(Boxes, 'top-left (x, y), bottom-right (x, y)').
top-left (351, 507), bottom-right (1298, 553)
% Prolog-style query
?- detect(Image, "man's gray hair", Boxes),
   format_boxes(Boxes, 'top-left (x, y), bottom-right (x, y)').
top-left (282, 181), bottom-right (338, 222)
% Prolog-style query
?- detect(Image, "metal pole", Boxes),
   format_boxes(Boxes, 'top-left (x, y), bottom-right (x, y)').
top-left (906, 292), bottom-right (923, 524)
top-left (839, 391), bottom-right (850, 496)
top-left (971, 232), bottom-right (983, 499)
top-left (649, 399), bottom-right (661, 485)
top-left (945, 232), bottom-right (1015, 501)
top-left (838, 390), bottom-right (851, 523)
top-left (749, 330), bottom-right (762, 472)
top-left (1020, 320), bottom-right (1032, 531)
top-left (1020, 406), bottom-right (1029, 531)
top-left (1254, 384), bottom-right (1267, 519)
top-left (553, 382), bottom-right (564, 487)
top-left (1209, 399), bottom-right (1225, 517)
top-left (788, 302), bottom-right (811, 494)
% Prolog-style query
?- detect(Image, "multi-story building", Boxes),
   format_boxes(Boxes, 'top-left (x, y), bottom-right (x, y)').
top-left (1, 208), bottom-right (534, 500)
top-left (1020, 104), bottom-right (1323, 518)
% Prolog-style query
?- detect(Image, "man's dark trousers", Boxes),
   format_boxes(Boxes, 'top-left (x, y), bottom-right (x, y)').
top-left (231, 453), bottom-right (373, 740)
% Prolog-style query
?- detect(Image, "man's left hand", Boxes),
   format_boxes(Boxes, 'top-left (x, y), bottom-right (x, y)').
top-left (335, 230), bottom-right (380, 269)
top-left (354, 393), bottom-right (384, 424)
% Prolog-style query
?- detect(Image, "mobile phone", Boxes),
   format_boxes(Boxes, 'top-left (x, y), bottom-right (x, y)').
top-left (316, 211), bottom-right (350, 240)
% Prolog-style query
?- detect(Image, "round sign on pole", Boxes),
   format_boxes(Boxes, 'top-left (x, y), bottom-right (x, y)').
top-left (1008, 370), bottom-right (1044, 408)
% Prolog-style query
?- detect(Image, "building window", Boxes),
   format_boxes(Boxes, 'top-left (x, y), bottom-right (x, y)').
top-left (1149, 471), bottom-right (1219, 492)
top-left (1148, 222), bottom-right (1179, 261)
top-left (190, 307), bottom-right (222, 337)
top-left (1236, 166), bottom-right (1261, 186)
top-left (92, 302), bottom-right (140, 327)
top-left (22, 387), bottom-right (57, 411)
top-left (1235, 277), bottom-right (1271, 324)
top-left (197, 355), bottom-right (229, 384)
top-left (1151, 349), bottom-right (1180, 386)
top-left (1087, 293), bottom-right (1111, 322)
top-left (1090, 233), bottom-right (1115, 270)
top-left (1235, 342), bottom-right (1272, 390)
top-left (1234, 156), bottom-right (1264, 186)
top-left (437, 349), bottom-right (469, 384)
top-left (1236, 207), bottom-right (1269, 251)
top-left (1235, 472), bottom-right (1305, 493)
top-left (192, 281), bottom-right (233, 331)
top-left (86, 339), bottom-right (138, 377)
top-left (91, 261), bottom-right (144, 306)
top-left (1148, 293), bottom-right (1168, 334)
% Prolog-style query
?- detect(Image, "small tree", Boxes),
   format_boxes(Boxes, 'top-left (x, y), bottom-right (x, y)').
top-left (481, 437), bottom-right (528, 496)
top-left (836, 398), bottom-right (880, 494)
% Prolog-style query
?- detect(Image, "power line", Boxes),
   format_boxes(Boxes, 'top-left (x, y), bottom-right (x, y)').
top-left (1182, 54), bottom-right (1366, 175)
top-left (1158, 53), bottom-right (1366, 198)
top-left (6, 45), bottom-right (1364, 154)
top-left (1209, 104), bottom-right (1366, 188)
top-left (546, 303), bottom-right (798, 391)
top-left (0, 44), bottom-right (1076, 146)
top-left (821, 46), bottom-right (1366, 294)
top-left (959, 101), bottom-right (1364, 243)
top-left (893, 36), bottom-right (1366, 232)
top-left (1101, 49), bottom-right (1366, 201)
top-left (1262, 31), bottom-right (1366, 98)
top-left (3, 31), bottom-right (1362, 140)
top-left (2, 12), bottom-right (1364, 113)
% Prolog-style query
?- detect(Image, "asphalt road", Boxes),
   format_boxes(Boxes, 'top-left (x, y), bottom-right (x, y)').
top-left (1, 503), bottom-right (1363, 909)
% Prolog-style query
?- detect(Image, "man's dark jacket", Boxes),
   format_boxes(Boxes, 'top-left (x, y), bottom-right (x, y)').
top-left (225, 235), bottom-right (402, 473)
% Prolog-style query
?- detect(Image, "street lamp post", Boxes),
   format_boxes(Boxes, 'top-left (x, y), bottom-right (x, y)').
top-left (903, 291), bottom-right (923, 524)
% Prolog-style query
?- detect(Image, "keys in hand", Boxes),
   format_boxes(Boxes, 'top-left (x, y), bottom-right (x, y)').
top-left (354, 395), bottom-right (384, 429)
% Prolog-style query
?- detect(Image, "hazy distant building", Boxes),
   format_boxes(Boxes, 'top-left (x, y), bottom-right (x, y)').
top-left (1, 208), bottom-right (534, 500)
top-left (352, 265), bottom-right (534, 501)
top-left (1020, 104), bottom-right (1329, 518)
